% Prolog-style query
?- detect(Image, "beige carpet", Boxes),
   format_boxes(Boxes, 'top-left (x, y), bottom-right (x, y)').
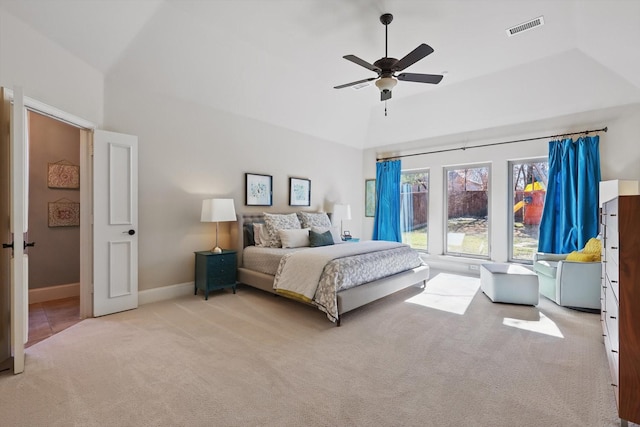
top-left (0, 271), bottom-right (630, 426)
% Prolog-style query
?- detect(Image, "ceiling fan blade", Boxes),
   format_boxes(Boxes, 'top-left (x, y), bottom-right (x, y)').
top-left (334, 77), bottom-right (377, 89)
top-left (381, 90), bottom-right (392, 101)
top-left (393, 43), bottom-right (434, 72)
top-left (343, 55), bottom-right (382, 73)
top-left (397, 72), bottom-right (443, 84)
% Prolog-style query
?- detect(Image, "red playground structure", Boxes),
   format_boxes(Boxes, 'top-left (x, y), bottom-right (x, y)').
top-left (513, 165), bottom-right (547, 225)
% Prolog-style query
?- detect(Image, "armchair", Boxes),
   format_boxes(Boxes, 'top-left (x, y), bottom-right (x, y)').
top-left (532, 253), bottom-right (601, 310)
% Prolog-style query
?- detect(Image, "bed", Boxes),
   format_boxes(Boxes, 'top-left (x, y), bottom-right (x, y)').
top-left (235, 212), bottom-right (430, 326)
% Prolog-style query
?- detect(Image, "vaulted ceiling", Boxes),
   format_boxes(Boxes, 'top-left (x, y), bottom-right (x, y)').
top-left (2, 0), bottom-right (639, 149)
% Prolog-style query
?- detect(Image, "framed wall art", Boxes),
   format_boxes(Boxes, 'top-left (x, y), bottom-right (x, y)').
top-left (365, 179), bottom-right (376, 217)
top-left (289, 177), bottom-right (311, 206)
top-left (48, 160), bottom-right (80, 189)
top-left (48, 199), bottom-right (80, 227)
top-left (245, 173), bottom-right (273, 206)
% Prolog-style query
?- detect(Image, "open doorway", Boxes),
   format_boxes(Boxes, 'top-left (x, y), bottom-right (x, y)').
top-left (26, 111), bottom-right (82, 347)
top-left (2, 88), bottom-right (137, 372)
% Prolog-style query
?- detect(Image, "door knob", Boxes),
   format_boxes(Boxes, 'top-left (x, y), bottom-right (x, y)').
top-left (2, 242), bottom-right (13, 249)
top-left (123, 229), bottom-right (135, 236)
top-left (24, 241), bottom-right (35, 249)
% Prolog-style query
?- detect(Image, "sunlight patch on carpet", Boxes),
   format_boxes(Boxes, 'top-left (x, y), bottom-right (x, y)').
top-left (405, 272), bottom-right (480, 315)
top-left (503, 312), bottom-right (564, 338)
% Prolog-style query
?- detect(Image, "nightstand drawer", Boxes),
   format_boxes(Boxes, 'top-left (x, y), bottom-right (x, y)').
top-left (208, 268), bottom-right (236, 286)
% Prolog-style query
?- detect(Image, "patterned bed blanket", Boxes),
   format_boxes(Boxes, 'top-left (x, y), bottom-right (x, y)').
top-left (273, 241), bottom-right (423, 322)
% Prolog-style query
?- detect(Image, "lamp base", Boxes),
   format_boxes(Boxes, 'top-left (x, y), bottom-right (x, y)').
top-left (212, 246), bottom-right (223, 254)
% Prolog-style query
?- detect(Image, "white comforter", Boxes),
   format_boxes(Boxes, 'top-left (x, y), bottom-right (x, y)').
top-left (272, 241), bottom-right (406, 302)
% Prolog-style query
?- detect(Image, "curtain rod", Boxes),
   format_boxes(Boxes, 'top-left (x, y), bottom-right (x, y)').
top-left (376, 126), bottom-right (608, 162)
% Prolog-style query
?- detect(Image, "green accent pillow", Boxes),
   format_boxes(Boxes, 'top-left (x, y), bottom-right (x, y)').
top-left (309, 229), bottom-right (334, 247)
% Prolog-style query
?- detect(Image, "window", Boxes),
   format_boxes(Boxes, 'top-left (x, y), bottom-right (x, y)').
top-left (445, 165), bottom-right (490, 257)
top-left (400, 170), bottom-right (429, 251)
top-left (509, 159), bottom-right (548, 262)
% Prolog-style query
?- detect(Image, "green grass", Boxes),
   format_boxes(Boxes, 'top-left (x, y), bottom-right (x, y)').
top-left (448, 234), bottom-right (489, 256)
top-left (402, 230), bottom-right (428, 251)
top-left (402, 219), bottom-right (539, 259)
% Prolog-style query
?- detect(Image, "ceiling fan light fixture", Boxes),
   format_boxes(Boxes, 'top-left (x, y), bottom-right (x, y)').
top-left (375, 77), bottom-right (397, 92)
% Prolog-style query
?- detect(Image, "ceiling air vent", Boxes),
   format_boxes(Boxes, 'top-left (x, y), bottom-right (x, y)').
top-left (506, 16), bottom-right (544, 37)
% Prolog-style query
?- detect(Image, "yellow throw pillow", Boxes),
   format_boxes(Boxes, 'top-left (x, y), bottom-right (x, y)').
top-left (566, 251), bottom-right (600, 262)
top-left (583, 237), bottom-right (602, 255)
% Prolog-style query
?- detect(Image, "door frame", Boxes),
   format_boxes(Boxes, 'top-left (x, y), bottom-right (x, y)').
top-left (6, 90), bottom-right (96, 320)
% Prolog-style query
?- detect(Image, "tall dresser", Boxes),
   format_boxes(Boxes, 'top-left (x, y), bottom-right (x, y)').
top-left (601, 194), bottom-right (640, 427)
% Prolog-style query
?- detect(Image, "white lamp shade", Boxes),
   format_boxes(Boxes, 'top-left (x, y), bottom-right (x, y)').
top-left (332, 203), bottom-right (352, 226)
top-left (201, 198), bottom-right (237, 222)
top-left (375, 77), bottom-right (397, 92)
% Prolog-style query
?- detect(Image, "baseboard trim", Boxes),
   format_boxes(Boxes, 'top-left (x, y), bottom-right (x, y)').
top-left (138, 282), bottom-right (193, 305)
top-left (29, 283), bottom-right (80, 304)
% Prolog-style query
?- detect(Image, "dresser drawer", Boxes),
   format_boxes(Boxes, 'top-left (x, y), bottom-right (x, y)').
top-left (604, 331), bottom-right (620, 407)
top-left (605, 213), bottom-right (618, 237)
top-left (605, 246), bottom-right (618, 265)
top-left (600, 280), bottom-right (607, 324)
top-left (605, 266), bottom-right (620, 300)
top-left (605, 236), bottom-right (619, 262)
top-left (604, 283), bottom-right (619, 354)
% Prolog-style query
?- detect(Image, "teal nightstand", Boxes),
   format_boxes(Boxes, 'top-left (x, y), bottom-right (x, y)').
top-left (343, 238), bottom-right (360, 243)
top-left (194, 250), bottom-right (237, 300)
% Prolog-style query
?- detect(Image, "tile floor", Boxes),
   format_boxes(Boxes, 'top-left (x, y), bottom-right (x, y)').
top-left (26, 296), bottom-right (81, 348)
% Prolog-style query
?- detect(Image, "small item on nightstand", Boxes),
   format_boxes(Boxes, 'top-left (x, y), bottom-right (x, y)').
top-left (342, 230), bottom-right (352, 241)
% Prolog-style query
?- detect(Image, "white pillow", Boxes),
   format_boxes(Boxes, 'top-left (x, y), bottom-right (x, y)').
top-left (253, 223), bottom-right (269, 247)
top-left (279, 228), bottom-right (310, 248)
top-left (311, 226), bottom-right (342, 244)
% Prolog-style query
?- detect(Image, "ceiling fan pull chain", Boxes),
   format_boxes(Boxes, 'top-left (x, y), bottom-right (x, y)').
top-left (385, 101), bottom-right (388, 117)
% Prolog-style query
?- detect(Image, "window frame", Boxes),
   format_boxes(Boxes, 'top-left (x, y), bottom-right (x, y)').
top-left (507, 157), bottom-right (547, 264)
top-left (443, 163), bottom-right (491, 259)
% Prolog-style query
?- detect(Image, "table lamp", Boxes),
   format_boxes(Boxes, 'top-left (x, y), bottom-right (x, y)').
top-left (332, 203), bottom-right (352, 237)
top-left (201, 198), bottom-right (236, 253)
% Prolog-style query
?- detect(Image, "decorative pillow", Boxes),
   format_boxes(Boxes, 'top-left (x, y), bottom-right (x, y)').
top-left (583, 237), bottom-right (601, 255)
top-left (311, 226), bottom-right (342, 244)
top-left (279, 228), bottom-right (310, 248)
top-left (566, 251), bottom-right (600, 262)
top-left (263, 213), bottom-right (301, 247)
top-left (244, 223), bottom-right (256, 246)
top-left (244, 222), bottom-right (263, 246)
top-left (309, 229), bottom-right (334, 247)
top-left (298, 212), bottom-right (331, 229)
top-left (253, 223), bottom-right (267, 247)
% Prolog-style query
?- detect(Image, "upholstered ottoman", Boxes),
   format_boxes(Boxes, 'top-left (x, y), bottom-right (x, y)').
top-left (480, 263), bottom-right (539, 305)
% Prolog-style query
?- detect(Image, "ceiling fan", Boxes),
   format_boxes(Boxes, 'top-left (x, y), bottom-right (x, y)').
top-left (334, 13), bottom-right (443, 102)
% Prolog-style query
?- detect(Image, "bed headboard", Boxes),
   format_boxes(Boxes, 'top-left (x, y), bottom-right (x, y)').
top-left (238, 213), bottom-right (265, 247)
top-left (235, 211), bottom-right (332, 266)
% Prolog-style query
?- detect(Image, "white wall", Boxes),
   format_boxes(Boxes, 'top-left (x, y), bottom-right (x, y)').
top-left (363, 104), bottom-right (640, 268)
top-left (0, 10), bottom-right (103, 125)
top-left (104, 81), bottom-right (363, 291)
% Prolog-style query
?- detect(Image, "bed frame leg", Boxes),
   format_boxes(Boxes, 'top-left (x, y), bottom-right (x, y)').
top-left (336, 317), bottom-right (341, 327)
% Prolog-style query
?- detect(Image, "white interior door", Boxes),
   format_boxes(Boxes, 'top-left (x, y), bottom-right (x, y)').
top-left (0, 89), bottom-right (12, 369)
top-left (93, 130), bottom-right (138, 317)
top-left (9, 87), bottom-right (28, 374)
